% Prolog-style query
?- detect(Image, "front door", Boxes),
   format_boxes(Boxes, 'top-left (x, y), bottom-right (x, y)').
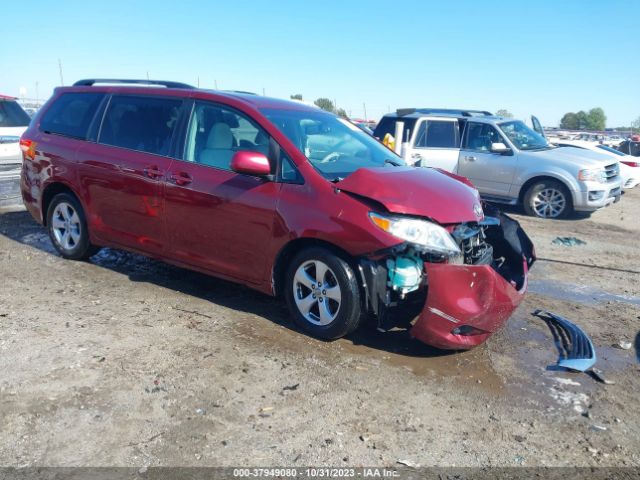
top-left (457, 121), bottom-right (516, 197)
top-left (78, 94), bottom-right (184, 254)
top-left (409, 117), bottom-right (460, 171)
top-left (163, 101), bottom-right (280, 284)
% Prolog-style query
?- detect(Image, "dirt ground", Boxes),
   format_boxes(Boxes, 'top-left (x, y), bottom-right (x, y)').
top-left (0, 180), bottom-right (639, 468)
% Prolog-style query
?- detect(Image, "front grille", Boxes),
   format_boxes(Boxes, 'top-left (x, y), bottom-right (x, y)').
top-left (604, 163), bottom-right (619, 181)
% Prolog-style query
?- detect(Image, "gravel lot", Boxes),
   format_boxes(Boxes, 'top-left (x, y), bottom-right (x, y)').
top-left (0, 178), bottom-right (638, 468)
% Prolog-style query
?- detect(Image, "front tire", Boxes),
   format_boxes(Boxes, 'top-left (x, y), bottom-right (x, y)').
top-left (47, 193), bottom-right (99, 260)
top-left (523, 179), bottom-right (573, 219)
top-left (284, 247), bottom-right (362, 340)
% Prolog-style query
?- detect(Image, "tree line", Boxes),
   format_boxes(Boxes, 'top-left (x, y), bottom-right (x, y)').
top-left (560, 108), bottom-right (606, 131)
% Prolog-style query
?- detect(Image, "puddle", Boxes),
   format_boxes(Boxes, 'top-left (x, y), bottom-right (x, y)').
top-left (528, 278), bottom-right (640, 307)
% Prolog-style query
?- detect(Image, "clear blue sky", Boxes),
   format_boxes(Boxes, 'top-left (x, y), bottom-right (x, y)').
top-left (1, 0), bottom-right (638, 126)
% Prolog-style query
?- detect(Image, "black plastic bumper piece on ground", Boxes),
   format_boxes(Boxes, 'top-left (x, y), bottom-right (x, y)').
top-left (533, 309), bottom-right (597, 372)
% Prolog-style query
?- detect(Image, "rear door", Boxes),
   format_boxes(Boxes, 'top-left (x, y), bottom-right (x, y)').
top-left (77, 94), bottom-right (184, 254)
top-left (457, 121), bottom-right (516, 197)
top-left (162, 100), bottom-right (280, 284)
top-left (408, 117), bottom-right (460, 171)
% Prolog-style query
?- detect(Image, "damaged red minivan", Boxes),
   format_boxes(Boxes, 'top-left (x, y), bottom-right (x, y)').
top-left (20, 79), bottom-right (535, 350)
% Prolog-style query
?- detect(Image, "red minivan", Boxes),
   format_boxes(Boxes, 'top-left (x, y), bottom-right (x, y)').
top-left (20, 79), bottom-right (534, 350)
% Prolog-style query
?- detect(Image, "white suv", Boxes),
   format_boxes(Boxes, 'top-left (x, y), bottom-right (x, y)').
top-left (0, 95), bottom-right (31, 167)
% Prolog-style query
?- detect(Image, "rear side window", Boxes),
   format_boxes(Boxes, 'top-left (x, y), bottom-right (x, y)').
top-left (40, 93), bottom-right (104, 139)
top-left (414, 120), bottom-right (459, 148)
top-left (99, 95), bottom-right (183, 156)
top-left (0, 100), bottom-right (31, 127)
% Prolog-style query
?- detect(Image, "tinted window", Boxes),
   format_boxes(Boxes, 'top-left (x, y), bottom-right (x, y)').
top-left (40, 93), bottom-right (104, 139)
top-left (414, 120), bottom-right (459, 148)
top-left (184, 102), bottom-right (269, 171)
top-left (463, 123), bottom-right (504, 152)
top-left (0, 100), bottom-right (31, 127)
top-left (99, 95), bottom-right (182, 156)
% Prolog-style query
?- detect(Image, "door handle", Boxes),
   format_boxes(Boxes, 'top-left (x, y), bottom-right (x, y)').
top-left (169, 172), bottom-right (192, 186)
top-left (143, 165), bottom-right (163, 179)
top-left (464, 156), bottom-right (477, 162)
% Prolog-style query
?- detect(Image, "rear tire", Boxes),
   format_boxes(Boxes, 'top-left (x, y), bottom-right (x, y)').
top-left (284, 247), bottom-right (362, 340)
top-left (47, 193), bottom-right (99, 260)
top-left (523, 179), bottom-right (573, 219)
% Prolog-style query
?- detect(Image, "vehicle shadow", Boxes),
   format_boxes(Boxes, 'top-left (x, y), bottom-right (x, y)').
top-left (489, 202), bottom-right (593, 221)
top-left (0, 210), bottom-right (448, 359)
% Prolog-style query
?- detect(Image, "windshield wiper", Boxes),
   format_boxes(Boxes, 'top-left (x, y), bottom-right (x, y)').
top-left (384, 158), bottom-right (402, 167)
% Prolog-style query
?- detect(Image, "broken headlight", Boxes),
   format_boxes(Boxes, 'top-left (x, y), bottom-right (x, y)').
top-left (369, 212), bottom-right (461, 257)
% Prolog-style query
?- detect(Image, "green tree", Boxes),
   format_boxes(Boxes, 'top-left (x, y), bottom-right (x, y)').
top-left (586, 107), bottom-right (606, 130)
top-left (290, 94), bottom-right (303, 100)
top-left (560, 112), bottom-right (579, 129)
top-left (314, 98), bottom-right (335, 113)
top-left (576, 111), bottom-right (589, 130)
top-left (336, 108), bottom-right (349, 119)
top-left (495, 109), bottom-right (514, 118)
top-left (631, 117), bottom-right (640, 133)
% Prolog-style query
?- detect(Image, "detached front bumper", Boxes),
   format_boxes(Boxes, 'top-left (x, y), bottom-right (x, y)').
top-left (410, 260), bottom-right (528, 350)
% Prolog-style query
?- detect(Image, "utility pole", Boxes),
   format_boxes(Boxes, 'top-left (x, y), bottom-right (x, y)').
top-left (214, 80), bottom-right (218, 89)
top-left (363, 102), bottom-right (367, 121)
top-left (146, 71), bottom-right (150, 80)
top-left (262, 87), bottom-right (265, 96)
top-left (197, 76), bottom-right (200, 87)
top-left (58, 59), bottom-right (64, 86)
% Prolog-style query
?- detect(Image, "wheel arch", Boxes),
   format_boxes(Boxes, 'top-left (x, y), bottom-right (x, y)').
top-left (272, 237), bottom-right (359, 297)
top-left (41, 182), bottom-right (83, 226)
top-left (518, 174), bottom-right (575, 204)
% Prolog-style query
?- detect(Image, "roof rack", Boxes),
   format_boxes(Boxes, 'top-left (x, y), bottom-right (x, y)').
top-left (396, 108), bottom-right (493, 117)
top-left (72, 79), bottom-right (195, 89)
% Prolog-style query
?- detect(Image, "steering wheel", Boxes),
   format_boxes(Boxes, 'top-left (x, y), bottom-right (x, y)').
top-left (318, 140), bottom-right (351, 163)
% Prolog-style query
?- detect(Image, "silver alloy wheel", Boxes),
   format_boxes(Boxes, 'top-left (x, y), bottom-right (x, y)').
top-left (532, 188), bottom-right (566, 218)
top-left (51, 202), bottom-right (82, 251)
top-left (292, 260), bottom-right (342, 326)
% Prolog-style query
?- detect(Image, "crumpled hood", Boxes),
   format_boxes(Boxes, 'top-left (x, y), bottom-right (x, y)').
top-left (530, 146), bottom-right (618, 168)
top-left (337, 167), bottom-right (482, 224)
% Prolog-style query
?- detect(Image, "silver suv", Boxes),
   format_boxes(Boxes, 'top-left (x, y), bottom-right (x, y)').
top-left (374, 109), bottom-right (622, 218)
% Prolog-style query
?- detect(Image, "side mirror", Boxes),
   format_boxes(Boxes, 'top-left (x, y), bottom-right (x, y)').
top-left (490, 142), bottom-right (511, 154)
top-left (230, 151), bottom-right (271, 177)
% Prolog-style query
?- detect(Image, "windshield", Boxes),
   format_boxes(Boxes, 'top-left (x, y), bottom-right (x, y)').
top-left (498, 120), bottom-right (550, 151)
top-left (261, 108), bottom-right (405, 181)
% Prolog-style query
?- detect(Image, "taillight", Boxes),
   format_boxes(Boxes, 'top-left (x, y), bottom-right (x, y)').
top-left (19, 138), bottom-right (36, 160)
top-left (621, 161), bottom-right (639, 168)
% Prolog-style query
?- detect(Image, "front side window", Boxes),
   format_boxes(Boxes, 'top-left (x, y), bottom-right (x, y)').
top-left (261, 108), bottom-right (405, 181)
top-left (99, 95), bottom-right (183, 156)
top-left (499, 120), bottom-right (549, 151)
top-left (184, 102), bottom-right (269, 171)
top-left (414, 120), bottom-right (459, 148)
top-left (40, 93), bottom-right (104, 139)
top-left (463, 123), bottom-right (505, 152)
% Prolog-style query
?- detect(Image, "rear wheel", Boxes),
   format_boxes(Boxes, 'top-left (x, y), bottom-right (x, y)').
top-left (47, 193), bottom-right (99, 260)
top-left (523, 179), bottom-right (573, 219)
top-left (284, 247), bottom-right (362, 340)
